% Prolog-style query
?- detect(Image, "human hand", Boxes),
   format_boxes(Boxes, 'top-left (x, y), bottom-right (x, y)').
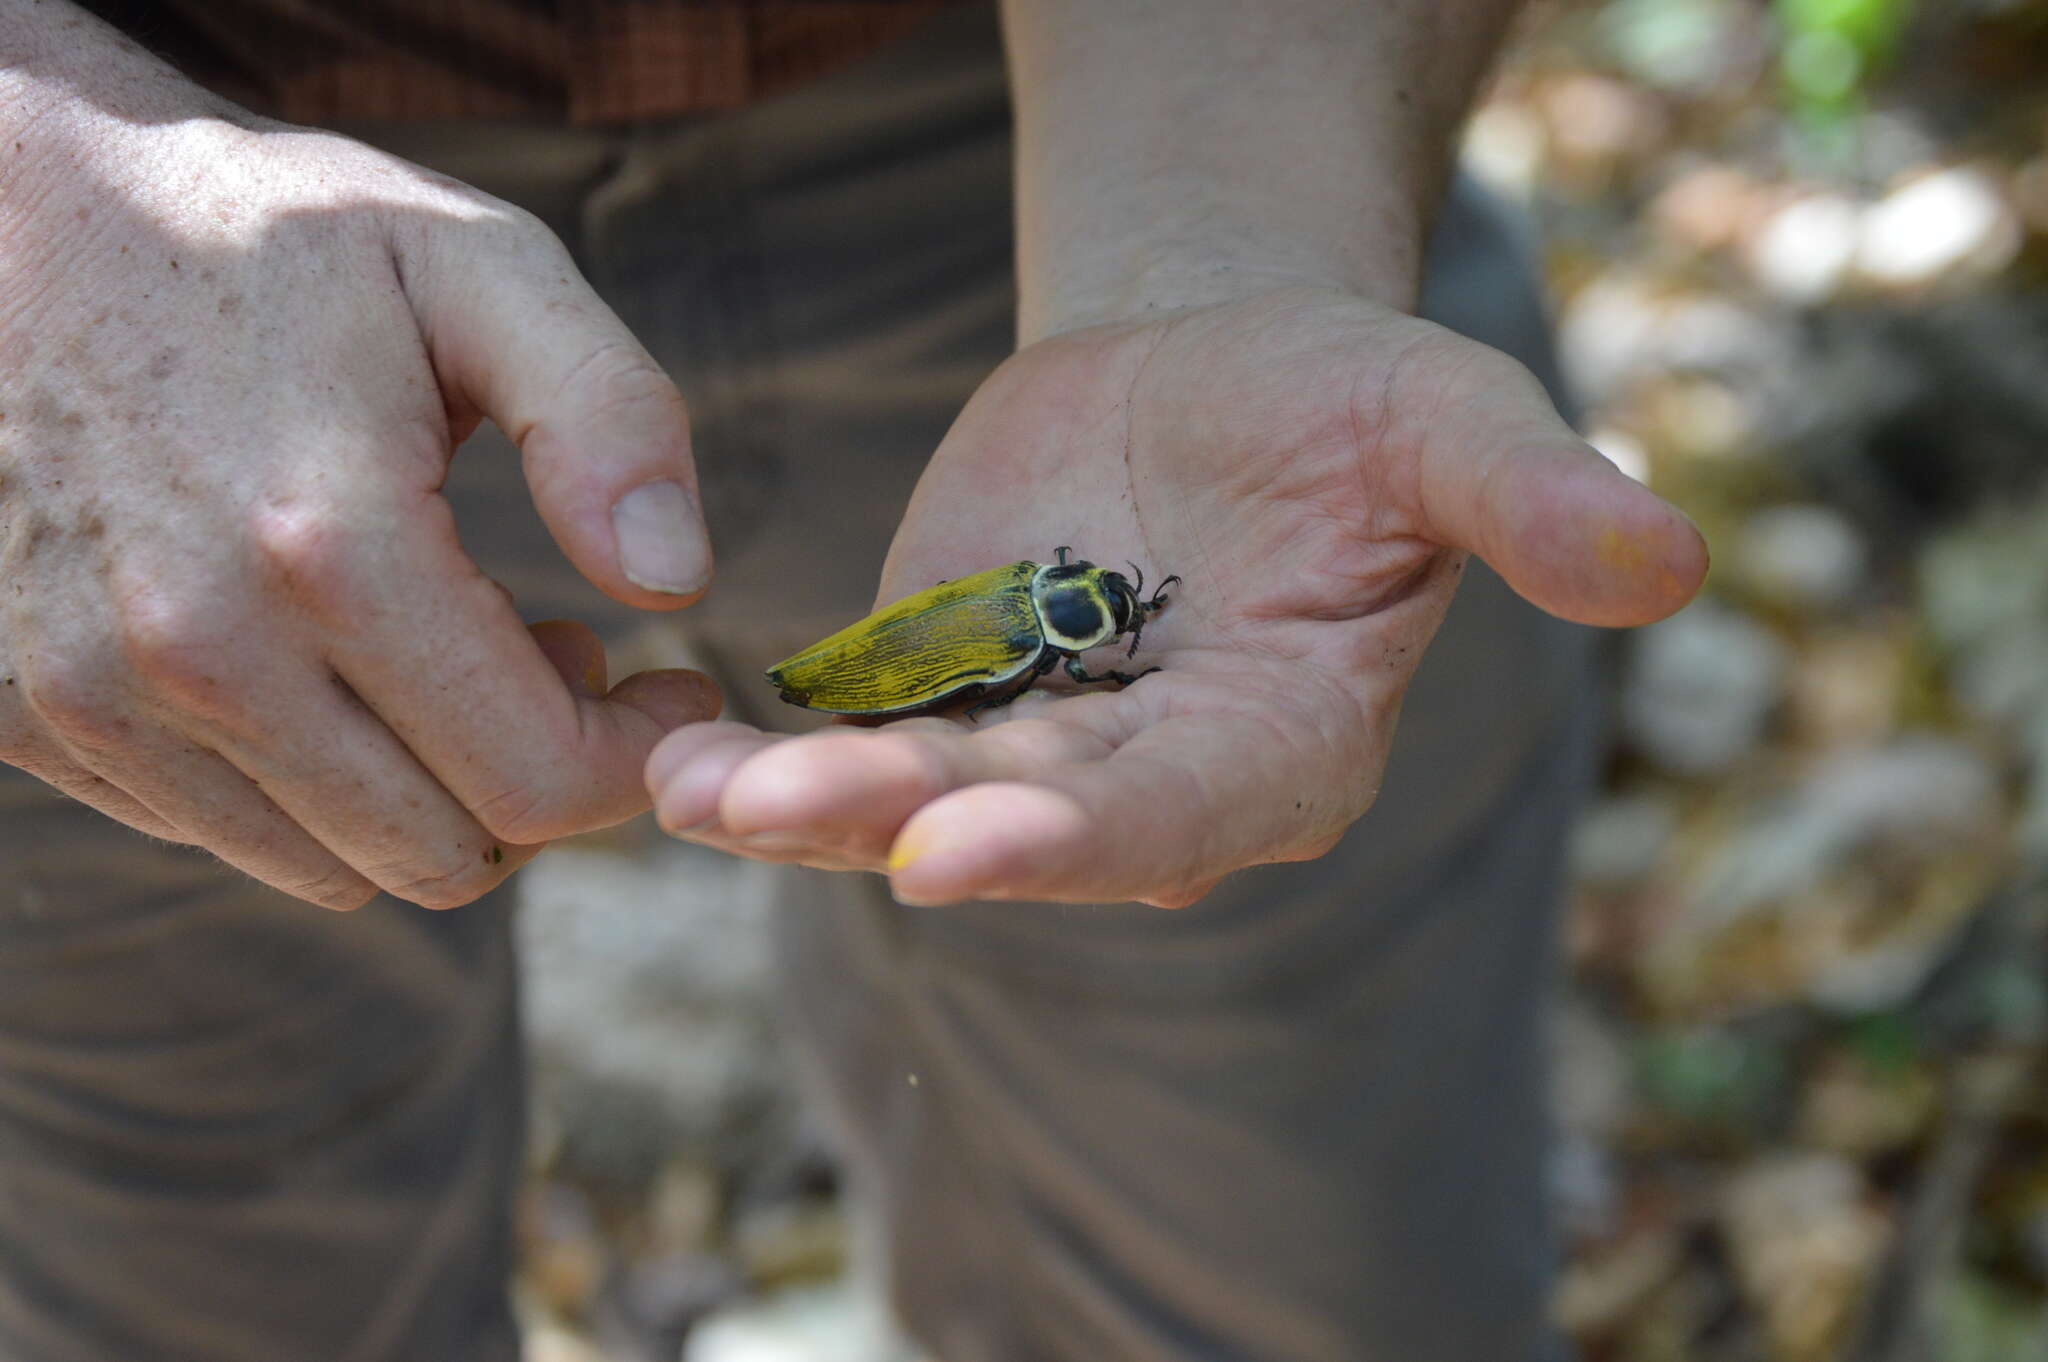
top-left (0, 5), bottom-right (719, 909)
top-left (647, 287), bottom-right (1703, 907)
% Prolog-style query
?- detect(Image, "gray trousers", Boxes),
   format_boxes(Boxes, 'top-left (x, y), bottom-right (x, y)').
top-left (0, 7), bottom-right (1596, 1360)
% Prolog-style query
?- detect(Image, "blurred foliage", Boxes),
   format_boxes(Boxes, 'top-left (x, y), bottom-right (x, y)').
top-left (1775, 0), bottom-right (1912, 119)
top-left (1494, 0), bottom-right (2048, 1358)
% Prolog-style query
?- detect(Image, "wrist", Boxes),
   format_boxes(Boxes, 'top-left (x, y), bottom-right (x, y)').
top-left (1017, 226), bottom-right (1424, 346)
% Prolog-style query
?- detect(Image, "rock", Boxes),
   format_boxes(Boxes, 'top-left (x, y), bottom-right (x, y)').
top-left (1797, 1052), bottom-right (1937, 1157)
top-left (1735, 504), bottom-right (1867, 611)
top-left (1560, 274), bottom-right (1794, 405)
top-left (1720, 1152), bottom-right (1887, 1362)
top-left (523, 1321), bottom-right (609, 1362)
top-left (1651, 162), bottom-right (1771, 254)
top-left (644, 1160), bottom-right (725, 1259)
top-left (1918, 494), bottom-right (2048, 659)
top-left (1786, 628), bottom-right (1907, 748)
top-left (1749, 193), bottom-right (1862, 304)
top-left (516, 838), bottom-right (806, 1190)
top-left (1571, 793), bottom-right (1679, 889)
top-left (1554, 998), bottom-right (1633, 1138)
top-left (733, 1201), bottom-right (850, 1289)
top-left (1651, 735), bottom-right (2004, 1013)
top-left (1856, 167), bottom-right (2020, 291)
top-left (683, 1281), bottom-right (920, 1362)
top-left (1641, 374), bottom-right (1756, 461)
top-left (521, 1180), bottom-right (609, 1317)
top-left (1552, 1226), bottom-right (1683, 1337)
top-left (2013, 154), bottom-right (2048, 236)
top-left (1621, 600), bottom-right (1790, 776)
top-left (1460, 101), bottom-right (1546, 201)
top-left (1690, 735), bottom-right (1998, 921)
top-left (616, 1249), bottom-right (746, 1342)
top-left (1549, 1134), bottom-right (1620, 1242)
top-left (1596, 0), bottom-right (1760, 93)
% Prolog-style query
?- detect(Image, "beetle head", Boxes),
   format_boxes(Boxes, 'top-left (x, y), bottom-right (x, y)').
top-left (1100, 571), bottom-right (1140, 635)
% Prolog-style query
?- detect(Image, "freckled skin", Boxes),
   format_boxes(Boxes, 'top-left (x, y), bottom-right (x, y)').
top-left (0, 0), bottom-right (720, 908)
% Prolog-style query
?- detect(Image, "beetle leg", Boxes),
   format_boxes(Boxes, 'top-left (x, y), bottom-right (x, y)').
top-left (1054, 545), bottom-right (1073, 566)
top-left (1065, 656), bottom-right (1161, 689)
top-left (965, 650), bottom-right (1061, 720)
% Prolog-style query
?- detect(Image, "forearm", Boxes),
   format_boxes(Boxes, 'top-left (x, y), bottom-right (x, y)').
top-left (1001, 0), bottom-right (1520, 341)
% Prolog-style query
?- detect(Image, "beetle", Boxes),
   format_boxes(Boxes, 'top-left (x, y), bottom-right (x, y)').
top-left (765, 546), bottom-right (1180, 717)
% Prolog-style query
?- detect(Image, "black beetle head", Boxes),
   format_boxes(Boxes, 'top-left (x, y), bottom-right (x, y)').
top-left (1100, 571), bottom-right (1139, 635)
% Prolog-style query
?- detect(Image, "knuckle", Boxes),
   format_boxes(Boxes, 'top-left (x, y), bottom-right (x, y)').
top-left (563, 340), bottom-right (681, 425)
top-left (282, 867), bottom-right (380, 912)
top-left (469, 783), bottom-right (562, 845)
top-left (248, 500), bottom-right (363, 610)
top-left (111, 591), bottom-right (238, 701)
top-left (21, 656), bottom-right (128, 745)
top-left (491, 201), bottom-right (565, 253)
top-left (385, 853), bottom-right (503, 911)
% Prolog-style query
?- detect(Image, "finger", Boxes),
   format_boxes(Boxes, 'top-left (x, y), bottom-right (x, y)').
top-left (710, 715), bottom-right (1117, 861)
top-left (647, 722), bottom-right (779, 834)
top-left (402, 210), bottom-right (711, 606)
top-left (262, 494), bottom-right (722, 844)
top-left (182, 670), bottom-right (553, 909)
top-left (528, 618), bottom-right (609, 695)
top-left (4, 660), bottom-right (387, 904)
top-left (531, 619), bottom-right (728, 757)
top-left (0, 739), bottom-right (186, 843)
top-left (1404, 342), bottom-right (1708, 628)
top-left (884, 706), bottom-right (1377, 907)
top-left (50, 725), bottom-right (388, 911)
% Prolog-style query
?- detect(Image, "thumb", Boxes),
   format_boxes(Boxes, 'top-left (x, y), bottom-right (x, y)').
top-left (404, 210), bottom-right (713, 609)
top-left (1407, 344), bottom-right (1707, 628)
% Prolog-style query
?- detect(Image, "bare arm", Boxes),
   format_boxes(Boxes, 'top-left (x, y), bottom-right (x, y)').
top-left (1003, 0), bottom-right (1521, 337)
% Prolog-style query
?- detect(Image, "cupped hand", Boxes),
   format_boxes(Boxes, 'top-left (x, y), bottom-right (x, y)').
top-left (647, 287), bottom-right (1702, 908)
top-left (0, 19), bottom-right (719, 910)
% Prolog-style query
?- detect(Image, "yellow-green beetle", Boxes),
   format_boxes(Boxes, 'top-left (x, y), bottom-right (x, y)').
top-left (766, 547), bottom-right (1179, 717)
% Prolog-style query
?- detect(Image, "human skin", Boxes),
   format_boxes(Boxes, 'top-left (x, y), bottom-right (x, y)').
top-left (0, 0), bottom-right (721, 909)
top-left (644, 0), bottom-right (1710, 907)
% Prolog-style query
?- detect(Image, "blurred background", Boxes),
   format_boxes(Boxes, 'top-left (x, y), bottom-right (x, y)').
top-left (509, 2), bottom-right (2048, 1358)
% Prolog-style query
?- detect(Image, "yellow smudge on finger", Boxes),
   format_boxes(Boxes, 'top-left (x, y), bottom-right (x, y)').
top-left (888, 822), bottom-right (938, 873)
top-left (1597, 525), bottom-right (1651, 576)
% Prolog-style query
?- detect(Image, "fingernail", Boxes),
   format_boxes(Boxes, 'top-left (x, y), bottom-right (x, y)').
top-left (736, 831), bottom-right (808, 853)
top-left (613, 480), bottom-right (711, 595)
top-left (660, 815), bottom-right (721, 838)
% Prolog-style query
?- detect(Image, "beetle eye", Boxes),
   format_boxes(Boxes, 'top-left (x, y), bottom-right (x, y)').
top-left (1110, 584), bottom-right (1135, 632)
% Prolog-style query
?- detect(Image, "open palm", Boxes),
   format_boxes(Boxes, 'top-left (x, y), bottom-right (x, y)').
top-left (646, 287), bottom-right (1704, 907)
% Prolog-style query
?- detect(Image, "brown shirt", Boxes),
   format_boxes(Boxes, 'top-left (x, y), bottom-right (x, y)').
top-left (81, 0), bottom-right (962, 124)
